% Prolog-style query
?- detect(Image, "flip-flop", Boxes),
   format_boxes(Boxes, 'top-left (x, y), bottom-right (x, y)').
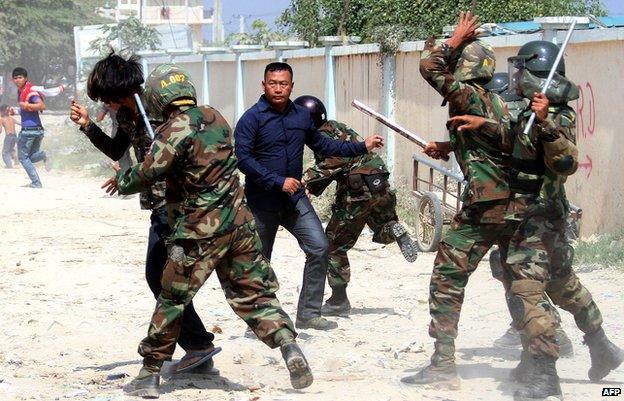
top-left (175, 346), bottom-right (222, 373)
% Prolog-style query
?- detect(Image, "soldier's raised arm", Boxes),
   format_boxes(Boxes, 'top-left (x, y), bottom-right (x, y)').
top-left (419, 11), bottom-right (481, 106)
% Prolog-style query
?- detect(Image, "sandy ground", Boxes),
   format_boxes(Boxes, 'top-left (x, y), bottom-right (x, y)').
top-left (0, 121), bottom-right (623, 401)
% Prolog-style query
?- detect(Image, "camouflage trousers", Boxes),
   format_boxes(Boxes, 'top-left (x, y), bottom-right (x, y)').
top-left (501, 213), bottom-right (603, 339)
top-left (138, 220), bottom-right (296, 365)
top-left (491, 247), bottom-right (564, 328)
top-left (428, 199), bottom-right (559, 364)
top-left (326, 190), bottom-right (399, 288)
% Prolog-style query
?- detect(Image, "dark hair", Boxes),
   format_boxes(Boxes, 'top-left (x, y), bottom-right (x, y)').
top-left (264, 62), bottom-right (293, 80)
top-left (0, 104), bottom-right (9, 115)
top-left (87, 52), bottom-right (144, 103)
top-left (12, 67), bottom-right (27, 78)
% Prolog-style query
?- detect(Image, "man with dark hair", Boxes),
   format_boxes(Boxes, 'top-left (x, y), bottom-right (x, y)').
top-left (234, 61), bottom-right (384, 330)
top-left (70, 53), bottom-right (217, 373)
top-left (12, 67), bottom-right (49, 188)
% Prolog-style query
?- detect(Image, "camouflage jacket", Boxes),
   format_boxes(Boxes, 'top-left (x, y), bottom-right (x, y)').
top-left (420, 38), bottom-right (512, 206)
top-left (302, 120), bottom-right (388, 202)
top-left (116, 106), bottom-right (253, 240)
top-left (507, 99), bottom-right (530, 124)
top-left (514, 105), bottom-right (578, 216)
top-left (81, 105), bottom-right (166, 210)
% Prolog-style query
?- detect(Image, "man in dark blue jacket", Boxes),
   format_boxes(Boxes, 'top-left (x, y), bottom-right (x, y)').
top-left (235, 62), bottom-right (383, 330)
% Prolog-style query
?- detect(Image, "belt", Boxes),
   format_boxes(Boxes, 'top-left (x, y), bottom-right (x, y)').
top-left (22, 126), bottom-right (43, 131)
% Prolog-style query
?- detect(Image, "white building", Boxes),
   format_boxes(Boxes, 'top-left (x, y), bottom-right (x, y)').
top-left (112, 0), bottom-right (216, 44)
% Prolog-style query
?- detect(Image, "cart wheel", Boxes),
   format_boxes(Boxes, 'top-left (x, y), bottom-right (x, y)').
top-left (416, 192), bottom-right (443, 252)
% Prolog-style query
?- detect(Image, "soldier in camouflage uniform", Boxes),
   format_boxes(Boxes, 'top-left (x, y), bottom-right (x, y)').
top-left (484, 73), bottom-right (574, 358)
top-left (69, 53), bottom-right (217, 373)
top-left (402, 15), bottom-right (568, 400)
top-left (502, 41), bottom-right (623, 399)
top-left (295, 95), bottom-right (418, 317)
top-left (106, 64), bottom-right (313, 398)
top-left (401, 12), bottom-right (522, 389)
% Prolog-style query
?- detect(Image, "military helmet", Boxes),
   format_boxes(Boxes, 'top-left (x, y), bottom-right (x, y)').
top-left (484, 72), bottom-right (509, 94)
top-left (484, 72), bottom-right (522, 102)
top-left (145, 63), bottom-right (197, 120)
top-left (293, 95), bottom-right (327, 129)
top-left (452, 40), bottom-right (496, 82)
top-left (514, 40), bottom-right (565, 75)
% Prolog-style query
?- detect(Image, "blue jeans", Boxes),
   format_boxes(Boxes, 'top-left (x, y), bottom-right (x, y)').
top-left (146, 207), bottom-right (214, 351)
top-left (17, 129), bottom-right (46, 187)
top-left (251, 196), bottom-right (329, 320)
top-left (2, 133), bottom-right (17, 168)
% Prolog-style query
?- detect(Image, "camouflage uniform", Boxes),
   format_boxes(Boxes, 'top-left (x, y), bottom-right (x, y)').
top-left (488, 93), bottom-right (570, 351)
top-left (117, 101), bottom-right (296, 365)
top-left (418, 38), bottom-right (524, 365)
top-left (302, 120), bottom-right (398, 288)
top-left (504, 105), bottom-right (603, 341)
top-left (418, 39), bottom-right (563, 371)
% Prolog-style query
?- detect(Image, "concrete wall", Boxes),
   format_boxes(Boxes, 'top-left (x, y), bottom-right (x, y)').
top-left (563, 39), bottom-right (624, 236)
top-left (207, 62), bottom-right (236, 123)
top-left (148, 28), bottom-right (624, 236)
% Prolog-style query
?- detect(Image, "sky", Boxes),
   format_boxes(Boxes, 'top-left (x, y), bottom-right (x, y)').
top-left (604, 0), bottom-right (624, 14)
top-left (204, 0), bottom-right (291, 40)
top-left (204, 0), bottom-right (624, 41)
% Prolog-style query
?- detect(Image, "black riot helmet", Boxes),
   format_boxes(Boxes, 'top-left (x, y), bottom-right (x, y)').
top-left (512, 40), bottom-right (565, 75)
top-left (294, 95), bottom-right (327, 128)
top-left (484, 72), bottom-right (509, 93)
top-left (484, 72), bottom-right (522, 102)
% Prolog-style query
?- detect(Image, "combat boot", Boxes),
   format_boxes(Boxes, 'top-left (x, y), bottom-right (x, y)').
top-left (295, 316), bottom-right (338, 330)
top-left (513, 355), bottom-right (562, 401)
top-left (321, 285), bottom-right (351, 317)
top-left (390, 221), bottom-right (418, 262)
top-left (280, 343), bottom-right (313, 389)
top-left (494, 326), bottom-right (522, 349)
top-left (584, 327), bottom-right (624, 382)
top-left (401, 363), bottom-right (460, 389)
top-left (401, 342), bottom-right (460, 389)
top-left (556, 328), bottom-right (574, 358)
top-left (509, 350), bottom-right (533, 383)
top-left (123, 367), bottom-right (160, 399)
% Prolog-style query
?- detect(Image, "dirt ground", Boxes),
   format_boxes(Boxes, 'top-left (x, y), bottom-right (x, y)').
top-left (0, 118), bottom-right (623, 401)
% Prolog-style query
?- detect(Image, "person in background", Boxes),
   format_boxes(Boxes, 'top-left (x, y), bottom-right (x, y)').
top-left (0, 104), bottom-right (20, 168)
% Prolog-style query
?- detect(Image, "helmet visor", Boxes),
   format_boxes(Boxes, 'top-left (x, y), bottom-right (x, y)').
top-left (508, 56), bottom-right (531, 98)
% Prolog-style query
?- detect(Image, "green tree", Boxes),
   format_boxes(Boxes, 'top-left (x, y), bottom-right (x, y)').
top-left (0, 0), bottom-right (107, 84)
top-left (278, 0), bottom-right (607, 50)
top-left (226, 19), bottom-right (288, 48)
top-left (88, 17), bottom-right (162, 57)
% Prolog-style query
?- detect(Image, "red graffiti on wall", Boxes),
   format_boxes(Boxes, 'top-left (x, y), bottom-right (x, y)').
top-left (576, 82), bottom-right (596, 140)
top-left (575, 82), bottom-right (596, 178)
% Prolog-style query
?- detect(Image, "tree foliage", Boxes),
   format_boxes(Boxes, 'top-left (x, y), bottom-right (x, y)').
top-left (88, 17), bottom-right (162, 57)
top-left (225, 19), bottom-right (288, 48)
top-left (0, 0), bottom-right (107, 83)
top-left (278, 0), bottom-right (607, 50)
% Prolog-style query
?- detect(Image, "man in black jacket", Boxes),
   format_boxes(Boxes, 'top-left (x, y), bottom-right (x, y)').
top-left (234, 62), bottom-right (384, 330)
